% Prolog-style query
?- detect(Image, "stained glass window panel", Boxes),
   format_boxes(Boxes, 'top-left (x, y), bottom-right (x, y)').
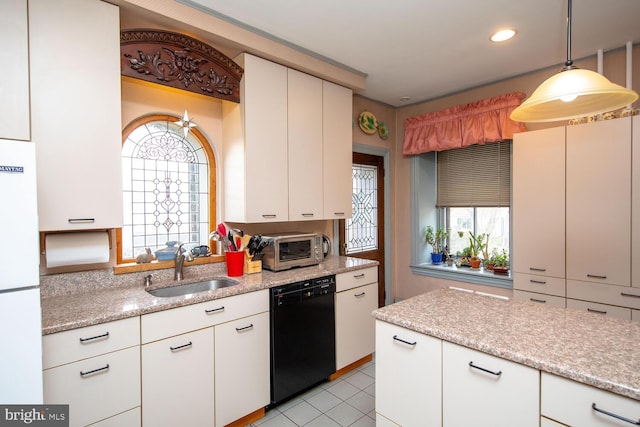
top-left (346, 164), bottom-right (378, 254)
top-left (121, 120), bottom-right (209, 260)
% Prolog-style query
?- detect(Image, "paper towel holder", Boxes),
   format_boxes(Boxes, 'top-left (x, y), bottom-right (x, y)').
top-left (40, 229), bottom-right (114, 274)
top-left (40, 229), bottom-right (113, 254)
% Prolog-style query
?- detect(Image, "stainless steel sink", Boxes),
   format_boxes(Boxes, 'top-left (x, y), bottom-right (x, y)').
top-left (147, 278), bottom-right (239, 297)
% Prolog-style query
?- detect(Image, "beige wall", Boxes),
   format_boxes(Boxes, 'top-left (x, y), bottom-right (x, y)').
top-left (354, 46), bottom-right (639, 302)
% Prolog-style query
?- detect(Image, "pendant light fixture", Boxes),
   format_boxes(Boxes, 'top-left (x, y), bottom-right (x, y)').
top-left (510, 0), bottom-right (638, 123)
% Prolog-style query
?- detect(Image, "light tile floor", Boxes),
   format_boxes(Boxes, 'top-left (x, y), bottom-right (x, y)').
top-left (248, 359), bottom-right (376, 427)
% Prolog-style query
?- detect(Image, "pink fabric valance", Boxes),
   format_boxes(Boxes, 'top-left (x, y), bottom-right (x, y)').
top-left (403, 92), bottom-right (527, 155)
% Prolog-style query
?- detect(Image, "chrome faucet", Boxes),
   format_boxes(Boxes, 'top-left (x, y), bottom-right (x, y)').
top-left (174, 243), bottom-right (194, 281)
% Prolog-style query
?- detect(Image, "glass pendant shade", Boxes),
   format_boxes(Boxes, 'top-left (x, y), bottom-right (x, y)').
top-left (510, 67), bottom-right (639, 122)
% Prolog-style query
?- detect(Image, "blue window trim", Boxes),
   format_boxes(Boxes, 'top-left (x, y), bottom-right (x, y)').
top-left (410, 154), bottom-right (513, 289)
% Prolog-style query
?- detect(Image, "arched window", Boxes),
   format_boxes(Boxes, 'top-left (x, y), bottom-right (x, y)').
top-left (118, 114), bottom-right (216, 264)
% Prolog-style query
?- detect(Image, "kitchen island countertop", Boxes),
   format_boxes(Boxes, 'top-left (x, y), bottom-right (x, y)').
top-left (41, 256), bottom-right (377, 335)
top-left (373, 288), bottom-right (640, 400)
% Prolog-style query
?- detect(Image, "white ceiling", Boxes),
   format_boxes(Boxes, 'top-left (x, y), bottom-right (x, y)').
top-left (177, 0), bottom-right (640, 107)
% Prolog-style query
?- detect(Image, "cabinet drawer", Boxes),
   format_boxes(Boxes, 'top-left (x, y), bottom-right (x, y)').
top-left (566, 299), bottom-right (631, 321)
top-left (336, 267), bottom-right (378, 292)
top-left (141, 290), bottom-right (268, 343)
top-left (514, 273), bottom-right (565, 297)
top-left (567, 280), bottom-right (640, 310)
top-left (442, 341), bottom-right (539, 427)
top-left (541, 417), bottom-right (567, 427)
top-left (542, 372), bottom-right (640, 427)
top-left (43, 346), bottom-right (140, 427)
top-left (43, 316), bottom-right (140, 369)
top-left (514, 290), bottom-right (566, 308)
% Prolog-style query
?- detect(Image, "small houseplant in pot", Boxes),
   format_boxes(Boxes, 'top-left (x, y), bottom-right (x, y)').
top-left (467, 231), bottom-right (487, 270)
top-left (425, 225), bottom-right (448, 265)
top-left (490, 249), bottom-right (510, 275)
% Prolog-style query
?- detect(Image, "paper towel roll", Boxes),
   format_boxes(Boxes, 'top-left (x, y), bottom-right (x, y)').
top-left (45, 231), bottom-right (110, 268)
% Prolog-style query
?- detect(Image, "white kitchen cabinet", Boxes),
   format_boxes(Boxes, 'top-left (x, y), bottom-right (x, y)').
top-left (142, 328), bottom-right (214, 427)
top-left (633, 116), bottom-right (640, 290)
top-left (513, 126), bottom-right (566, 285)
top-left (442, 341), bottom-right (539, 427)
top-left (288, 69), bottom-right (324, 220)
top-left (513, 273), bottom-right (566, 299)
top-left (335, 267), bottom-right (378, 370)
top-left (0, 0), bottom-right (30, 141)
top-left (566, 118), bottom-right (631, 287)
top-left (141, 290), bottom-right (269, 426)
top-left (541, 417), bottom-right (568, 427)
top-left (90, 408), bottom-right (140, 427)
top-left (222, 53), bottom-right (353, 223)
top-left (223, 54), bottom-right (289, 223)
top-left (542, 372), bottom-right (640, 427)
top-left (43, 317), bottom-right (141, 427)
top-left (375, 320), bottom-right (442, 427)
top-left (29, 0), bottom-right (123, 231)
top-left (566, 297), bottom-right (631, 321)
top-left (322, 80), bottom-right (353, 219)
top-left (214, 312), bottom-right (270, 426)
top-left (633, 309), bottom-right (639, 323)
top-left (513, 289), bottom-right (566, 308)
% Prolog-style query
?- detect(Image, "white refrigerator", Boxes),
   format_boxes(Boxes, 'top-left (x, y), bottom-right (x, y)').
top-left (0, 140), bottom-right (43, 403)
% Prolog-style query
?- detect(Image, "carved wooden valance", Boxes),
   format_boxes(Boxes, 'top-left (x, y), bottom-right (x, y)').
top-left (121, 29), bottom-right (243, 103)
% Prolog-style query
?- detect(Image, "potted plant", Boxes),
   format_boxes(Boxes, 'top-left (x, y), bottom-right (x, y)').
top-left (425, 225), bottom-right (448, 265)
top-left (490, 249), bottom-right (510, 275)
top-left (467, 231), bottom-right (487, 270)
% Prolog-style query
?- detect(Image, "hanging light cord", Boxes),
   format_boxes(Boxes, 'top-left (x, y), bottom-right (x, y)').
top-left (563, 0), bottom-right (575, 70)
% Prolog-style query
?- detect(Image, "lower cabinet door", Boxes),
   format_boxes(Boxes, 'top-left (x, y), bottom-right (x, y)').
top-left (542, 372), bottom-right (640, 427)
top-left (541, 417), bottom-right (568, 427)
top-left (43, 346), bottom-right (140, 427)
top-left (335, 282), bottom-right (378, 370)
top-left (442, 341), bottom-right (539, 427)
top-left (214, 312), bottom-right (270, 426)
top-left (142, 328), bottom-right (214, 427)
top-left (375, 320), bottom-right (442, 426)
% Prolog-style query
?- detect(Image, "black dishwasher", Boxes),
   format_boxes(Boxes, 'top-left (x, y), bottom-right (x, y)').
top-left (269, 275), bottom-right (336, 408)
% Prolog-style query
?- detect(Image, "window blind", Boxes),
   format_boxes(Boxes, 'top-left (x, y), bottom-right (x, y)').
top-left (436, 141), bottom-right (511, 207)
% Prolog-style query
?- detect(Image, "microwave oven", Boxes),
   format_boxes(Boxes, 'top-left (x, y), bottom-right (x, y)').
top-left (261, 232), bottom-right (324, 271)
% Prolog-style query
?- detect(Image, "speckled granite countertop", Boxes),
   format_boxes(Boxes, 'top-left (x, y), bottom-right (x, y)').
top-left (41, 256), bottom-right (377, 335)
top-left (373, 288), bottom-right (640, 401)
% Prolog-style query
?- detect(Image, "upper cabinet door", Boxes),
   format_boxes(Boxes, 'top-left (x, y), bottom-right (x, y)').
top-left (0, 0), bottom-right (29, 141)
top-left (322, 81), bottom-right (353, 219)
top-left (30, 0), bottom-right (123, 231)
top-left (512, 127), bottom-right (566, 279)
top-left (223, 53), bottom-right (288, 223)
top-left (633, 116), bottom-right (640, 289)
top-left (288, 69), bottom-right (323, 221)
top-left (566, 118), bottom-right (632, 287)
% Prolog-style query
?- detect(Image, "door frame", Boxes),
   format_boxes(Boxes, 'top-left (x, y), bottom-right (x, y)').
top-left (334, 143), bottom-right (391, 306)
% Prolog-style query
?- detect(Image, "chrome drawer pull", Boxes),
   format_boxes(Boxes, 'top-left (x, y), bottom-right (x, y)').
top-left (68, 218), bottom-right (95, 224)
top-left (302, 213), bottom-right (314, 217)
top-left (587, 274), bottom-right (607, 279)
top-left (392, 335), bottom-right (416, 346)
top-left (621, 292), bottom-right (640, 299)
top-left (235, 324), bottom-right (254, 332)
top-left (262, 214), bottom-right (277, 218)
top-left (334, 212), bottom-right (345, 216)
top-left (354, 292), bottom-right (366, 298)
top-left (79, 332), bottom-right (109, 343)
top-left (205, 306), bottom-right (225, 314)
top-left (592, 403), bottom-right (640, 425)
top-left (529, 279), bottom-right (547, 284)
top-left (587, 308), bottom-right (607, 315)
top-left (80, 364), bottom-right (109, 377)
top-left (170, 341), bottom-right (192, 352)
top-left (529, 267), bottom-right (546, 272)
top-left (469, 361), bottom-right (502, 376)
top-left (354, 273), bottom-right (365, 279)
top-left (530, 298), bottom-right (547, 304)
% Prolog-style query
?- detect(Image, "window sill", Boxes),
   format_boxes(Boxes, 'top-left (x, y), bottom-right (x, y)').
top-left (114, 254), bottom-right (225, 275)
top-left (411, 262), bottom-right (513, 289)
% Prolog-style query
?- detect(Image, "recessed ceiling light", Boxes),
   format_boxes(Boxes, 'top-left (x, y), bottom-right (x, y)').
top-left (399, 96), bottom-right (411, 102)
top-left (490, 29), bottom-right (517, 43)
